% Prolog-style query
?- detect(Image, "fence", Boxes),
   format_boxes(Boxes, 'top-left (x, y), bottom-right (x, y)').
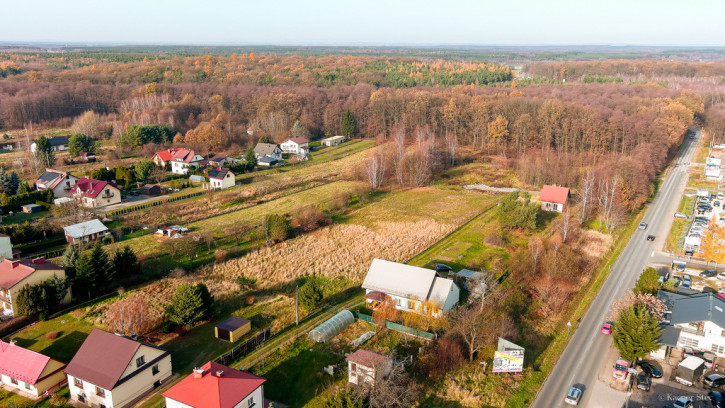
top-left (32, 247), bottom-right (67, 259)
top-left (351, 312), bottom-right (435, 340)
top-left (215, 328), bottom-right (271, 366)
top-left (106, 189), bottom-right (208, 217)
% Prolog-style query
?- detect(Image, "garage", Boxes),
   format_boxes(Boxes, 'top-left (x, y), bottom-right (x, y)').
top-left (214, 316), bottom-right (251, 343)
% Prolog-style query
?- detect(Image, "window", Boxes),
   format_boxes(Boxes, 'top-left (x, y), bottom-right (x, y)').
top-left (395, 298), bottom-right (401, 307)
top-left (407, 301), bottom-right (415, 310)
top-left (721, 330), bottom-right (725, 337)
top-left (679, 336), bottom-right (699, 348)
top-left (351, 363), bottom-right (357, 372)
top-left (25, 382), bottom-right (32, 390)
top-left (713, 344), bottom-right (725, 354)
top-left (248, 396), bottom-right (255, 407)
top-left (73, 377), bottom-right (83, 388)
top-left (152, 364), bottom-right (159, 375)
top-left (136, 355), bottom-right (145, 367)
top-left (10, 378), bottom-right (17, 385)
top-left (95, 386), bottom-right (105, 397)
top-left (100, 405), bottom-right (106, 408)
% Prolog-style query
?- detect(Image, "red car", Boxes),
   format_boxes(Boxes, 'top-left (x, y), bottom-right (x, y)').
top-left (601, 323), bottom-right (612, 335)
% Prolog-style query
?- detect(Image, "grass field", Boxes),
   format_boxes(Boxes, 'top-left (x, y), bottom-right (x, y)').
top-left (1, 210), bottom-right (49, 224)
top-left (666, 195), bottom-right (695, 253)
top-left (307, 140), bottom-right (376, 162)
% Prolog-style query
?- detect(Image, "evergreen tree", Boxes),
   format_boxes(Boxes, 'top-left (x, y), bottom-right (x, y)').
top-left (166, 283), bottom-right (206, 328)
top-left (245, 148), bottom-right (258, 168)
top-left (113, 246), bottom-right (139, 277)
top-left (18, 180), bottom-right (30, 195)
top-left (634, 267), bottom-right (661, 296)
top-left (497, 191), bottom-right (538, 230)
top-left (291, 120), bottom-right (308, 138)
top-left (62, 245), bottom-right (81, 279)
top-left (87, 242), bottom-right (114, 283)
top-left (68, 134), bottom-right (95, 157)
top-left (264, 214), bottom-right (289, 242)
top-left (195, 283), bottom-right (213, 318)
top-left (341, 110), bottom-right (357, 138)
top-left (258, 135), bottom-right (270, 144)
top-left (0, 172), bottom-right (10, 194)
top-left (74, 254), bottom-right (95, 299)
top-left (134, 158), bottom-right (154, 183)
top-left (34, 136), bottom-right (55, 167)
top-left (8, 172), bottom-right (20, 195)
top-left (15, 283), bottom-right (51, 317)
top-left (299, 278), bottom-right (324, 310)
top-left (612, 305), bottom-right (662, 363)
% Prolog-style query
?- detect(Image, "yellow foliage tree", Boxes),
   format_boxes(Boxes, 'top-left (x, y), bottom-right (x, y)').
top-left (701, 217), bottom-right (725, 264)
top-left (488, 115), bottom-right (510, 148)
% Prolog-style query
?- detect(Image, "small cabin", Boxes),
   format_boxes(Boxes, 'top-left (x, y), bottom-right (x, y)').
top-left (141, 184), bottom-right (161, 196)
top-left (215, 316), bottom-right (251, 342)
top-left (21, 204), bottom-right (42, 214)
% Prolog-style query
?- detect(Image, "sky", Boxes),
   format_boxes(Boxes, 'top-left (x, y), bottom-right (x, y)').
top-left (2, 0), bottom-right (725, 46)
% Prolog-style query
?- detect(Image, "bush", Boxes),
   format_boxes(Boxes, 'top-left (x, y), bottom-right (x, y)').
top-left (46, 331), bottom-right (58, 340)
top-left (161, 320), bottom-right (177, 333)
top-left (299, 278), bottom-right (324, 310)
top-left (292, 205), bottom-right (331, 233)
top-left (214, 249), bottom-right (227, 263)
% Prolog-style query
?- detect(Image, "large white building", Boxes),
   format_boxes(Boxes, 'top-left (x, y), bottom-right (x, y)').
top-left (280, 137), bottom-right (310, 155)
top-left (657, 291), bottom-right (725, 358)
top-left (361, 259), bottom-right (460, 315)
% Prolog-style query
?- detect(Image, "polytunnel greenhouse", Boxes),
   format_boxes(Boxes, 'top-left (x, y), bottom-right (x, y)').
top-left (308, 310), bottom-right (355, 342)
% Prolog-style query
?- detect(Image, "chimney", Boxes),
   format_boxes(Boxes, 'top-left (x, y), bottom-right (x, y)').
top-left (215, 370), bottom-right (224, 377)
top-left (10, 261), bottom-right (19, 268)
top-left (9, 339), bottom-right (17, 345)
top-left (32, 257), bottom-right (45, 264)
top-left (193, 367), bottom-right (205, 378)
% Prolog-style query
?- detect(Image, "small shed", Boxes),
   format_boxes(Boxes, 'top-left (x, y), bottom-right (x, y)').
top-left (21, 204), bottom-right (42, 214)
top-left (215, 316), bottom-right (251, 342)
top-left (189, 174), bottom-right (205, 183)
top-left (258, 156), bottom-right (278, 167)
top-left (141, 184), bottom-right (161, 196)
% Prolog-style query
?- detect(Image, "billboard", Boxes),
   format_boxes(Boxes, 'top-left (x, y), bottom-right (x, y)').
top-left (492, 349), bottom-right (524, 373)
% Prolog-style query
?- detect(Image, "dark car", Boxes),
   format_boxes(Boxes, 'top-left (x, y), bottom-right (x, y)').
top-left (708, 391), bottom-right (725, 408)
top-left (636, 372), bottom-right (651, 391)
top-left (647, 235), bottom-right (655, 241)
top-left (639, 361), bottom-right (663, 378)
top-left (705, 373), bottom-right (725, 388)
top-left (434, 264), bottom-right (452, 273)
top-left (702, 270), bottom-right (718, 278)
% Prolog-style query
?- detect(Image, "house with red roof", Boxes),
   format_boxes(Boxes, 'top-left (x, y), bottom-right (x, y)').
top-left (34, 168), bottom-right (79, 198)
top-left (152, 148), bottom-right (184, 167)
top-left (539, 185), bottom-right (571, 213)
top-left (0, 258), bottom-right (68, 317)
top-left (163, 361), bottom-right (266, 408)
top-left (65, 329), bottom-right (172, 408)
top-left (0, 340), bottom-right (66, 397)
top-left (346, 349), bottom-right (392, 386)
top-left (280, 137), bottom-right (310, 156)
top-left (69, 177), bottom-right (121, 208)
top-left (169, 149), bottom-right (205, 175)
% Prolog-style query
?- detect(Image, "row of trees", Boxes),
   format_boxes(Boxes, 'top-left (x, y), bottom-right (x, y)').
top-left (62, 244), bottom-right (139, 300)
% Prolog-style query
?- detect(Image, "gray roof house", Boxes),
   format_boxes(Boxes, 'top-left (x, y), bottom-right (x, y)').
top-left (63, 219), bottom-right (109, 245)
top-left (657, 290), bottom-right (725, 356)
top-left (253, 143), bottom-right (283, 161)
top-left (361, 259), bottom-right (460, 314)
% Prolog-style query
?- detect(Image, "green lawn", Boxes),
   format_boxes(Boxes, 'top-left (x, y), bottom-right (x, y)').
top-left (666, 195), bottom-right (695, 253)
top-left (1, 210), bottom-right (48, 224)
top-left (307, 140), bottom-right (375, 162)
top-left (0, 387), bottom-right (73, 407)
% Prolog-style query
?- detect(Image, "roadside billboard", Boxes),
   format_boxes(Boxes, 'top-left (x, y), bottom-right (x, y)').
top-left (492, 349), bottom-right (524, 373)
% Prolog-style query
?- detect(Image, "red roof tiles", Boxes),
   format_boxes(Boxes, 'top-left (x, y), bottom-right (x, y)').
top-left (0, 258), bottom-right (63, 290)
top-left (163, 361), bottom-right (265, 408)
top-left (540, 185), bottom-right (570, 205)
top-left (69, 177), bottom-right (118, 199)
top-left (0, 341), bottom-right (58, 385)
top-left (346, 349), bottom-right (388, 368)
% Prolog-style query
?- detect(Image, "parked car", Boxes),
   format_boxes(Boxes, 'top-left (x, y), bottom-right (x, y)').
top-left (682, 274), bottom-right (692, 288)
top-left (639, 222), bottom-right (648, 230)
top-left (708, 391), bottom-right (725, 408)
top-left (675, 212), bottom-right (690, 219)
top-left (716, 201), bottom-right (721, 207)
top-left (639, 361), bottom-right (663, 378)
top-left (701, 270), bottom-right (717, 278)
top-left (647, 235), bottom-right (656, 241)
top-left (705, 373), bottom-right (725, 388)
top-left (667, 396), bottom-right (694, 408)
top-left (636, 372), bottom-right (651, 391)
top-left (564, 387), bottom-right (582, 405)
top-left (674, 262), bottom-right (686, 272)
top-left (718, 272), bottom-right (725, 281)
top-left (601, 323), bottom-right (612, 335)
top-left (434, 264), bottom-right (452, 273)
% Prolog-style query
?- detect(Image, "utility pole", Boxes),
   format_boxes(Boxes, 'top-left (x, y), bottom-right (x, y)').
top-left (295, 285), bottom-right (299, 325)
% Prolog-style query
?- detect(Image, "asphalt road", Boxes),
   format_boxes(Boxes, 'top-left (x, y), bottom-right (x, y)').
top-left (531, 129), bottom-right (701, 408)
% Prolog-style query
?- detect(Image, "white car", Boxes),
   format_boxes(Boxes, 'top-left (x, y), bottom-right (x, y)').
top-left (564, 387), bottom-right (582, 405)
top-left (639, 222), bottom-right (648, 230)
top-left (718, 272), bottom-right (725, 281)
top-left (674, 212), bottom-right (689, 219)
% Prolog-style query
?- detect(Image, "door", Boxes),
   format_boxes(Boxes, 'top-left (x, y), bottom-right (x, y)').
top-left (218, 328), bottom-right (231, 341)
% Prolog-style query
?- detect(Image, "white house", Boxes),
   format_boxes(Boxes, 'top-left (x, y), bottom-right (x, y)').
top-left (69, 177), bottom-right (122, 208)
top-left (163, 361), bottom-right (265, 408)
top-left (0, 341), bottom-right (66, 397)
top-left (346, 349), bottom-right (392, 386)
top-left (280, 137), bottom-right (309, 155)
top-left (361, 259), bottom-right (460, 315)
top-left (169, 149), bottom-right (205, 175)
top-left (321, 136), bottom-right (346, 147)
top-left (30, 136), bottom-right (69, 153)
top-left (65, 329), bottom-right (172, 408)
top-left (207, 167), bottom-right (235, 190)
top-left (34, 169), bottom-right (79, 198)
top-left (63, 219), bottom-right (110, 245)
top-left (254, 143), bottom-right (283, 161)
top-left (656, 291), bottom-right (725, 358)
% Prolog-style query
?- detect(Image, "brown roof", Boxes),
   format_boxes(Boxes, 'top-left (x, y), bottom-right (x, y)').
top-left (346, 349), bottom-right (388, 368)
top-left (64, 329), bottom-right (142, 389)
top-left (288, 137), bottom-right (309, 145)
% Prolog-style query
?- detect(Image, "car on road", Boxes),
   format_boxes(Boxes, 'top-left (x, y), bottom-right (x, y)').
top-left (636, 372), bottom-right (651, 391)
top-left (564, 387), bottom-right (582, 405)
top-left (434, 264), bottom-right (452, 273)
top-left (708, 391), bottom-right (725, 408)
top-left (682, 274), bottom-right (692, 288)
top-left (701, 270), bottom-right (718, 278)
top-left (647, 235), bottom-right (655, 241)
top-left (639, 222), bottom-right (648, 230)
top-left (705, 373), bottom-right (725, 388)
top-left (601, 323), bottom-right (612, 335)
top-left (638, 361), bottom-right (663, 378)
top-left (675, 212), bottom-right (690, 219)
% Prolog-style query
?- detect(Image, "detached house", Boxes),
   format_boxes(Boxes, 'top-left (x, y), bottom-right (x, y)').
top-left (69, 177), bottom-right (121, 208)
top-left (30, 136), bottom-right (69, 153)
top-left (207, 167), bottom-right (235, 190)
top-left (361, 259), bottom-right (460, 315)
top-left (170, 149), bottom-right (204, 175)
top-left (0, 341), bottom-right (66, 397)
top-left (539, 185), bottom-right (570, 213)
top-left (346, 349), bottom-right (392, 386)
top-left (0, 258), bottom-right (68, 318)
top-left (35, 169), bottom-right (79, 198)
top-left (656, 291), bottom-right (725, 358)
top-left (280, 137), bottom-right (309, 156)
top-left (152, 148), bottom-right (183, 167)
top-left (254, 143), bottom-right (283, 161)
top-left (65, 329), bottom-right (172, 408)
top-left (63, 219), bottom-right (110, 245)
top-left (163, 361), bottom-right (266, 408)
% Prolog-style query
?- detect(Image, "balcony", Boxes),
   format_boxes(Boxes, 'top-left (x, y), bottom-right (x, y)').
top-left (680, 326), bottom-right (705, 337)
top-left (103, 192), bottom-right (115, 198)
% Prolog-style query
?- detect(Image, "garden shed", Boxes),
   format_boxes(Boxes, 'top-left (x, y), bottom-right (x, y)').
top-left (215, 316), bottom-right (251, 342)
top-left (309, 310), bottom-right (355, 343)
top-left (21, 204), bottom-right (42, 214)
top-left (141, 184), bottom-right (161, 196)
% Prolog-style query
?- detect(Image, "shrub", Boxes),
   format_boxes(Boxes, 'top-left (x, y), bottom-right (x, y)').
top-left (161, 320), bottom-right (177, 333)
top-left (46, 331), bottom-right (58, 340)
top-left (214, 249), bottom-right (227, 263)
top-left (299, 278), bottom-right (324, 310)
top-left (291, 205), bottom-right (331, 233)
top-left (484, 234), bottom-right (505, 246)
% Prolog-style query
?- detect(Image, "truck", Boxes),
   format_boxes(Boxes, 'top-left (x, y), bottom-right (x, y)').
top-left (675, 356), bottom-right (705, 386)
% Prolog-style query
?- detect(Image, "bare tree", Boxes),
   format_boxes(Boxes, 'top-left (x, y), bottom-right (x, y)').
top-left (444, 131), bottom-right (457, 167)
top-left (363, 147), bottom-right (387, 189)
top-left (559, 208), bottom-right (572, 243)
top-left (105, 296), bottom-right (158, 336)
top-left (577, 169), bottom-right (595, 224)
top-left (225, 223), bottom-right (252, 246)
top-left (597, 176), bottom-right (624, 233)
top-left (366, 363), bottom-right (419, 408)
top-left (528, 237), bottom-right (543, 270)
top-left (392, 128), bottom-right (406, 185)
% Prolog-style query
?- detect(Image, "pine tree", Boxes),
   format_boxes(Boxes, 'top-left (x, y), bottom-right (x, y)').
top-left (74, 254), bottom-right (95, 299)
top-left (167, 283), bottom-right (206, 328)
top-left (341, 110), bottom-right (356, 138)
top-left (34, 136), bottom-right (55, 167)
top-left (634, 267), bottom-right (660, 296)
top-left (245, 148), bottom-right (258, 168)
top-left (291, 120), bottom-right (308, 138)
top-left (0, 172), bottom-right (10, 194)
top-left (195, 283), bottom-right (213, 318)
top-left (8, 172), bottom-right (20, 195)
top-left (62, 245), bottom-right (81, 279)
top-left (612, 305), bottom-right (662, 363)
top-left (87, 243), bottom-right (114, 283)
top-left (299, 278), bottom-right (324, 310)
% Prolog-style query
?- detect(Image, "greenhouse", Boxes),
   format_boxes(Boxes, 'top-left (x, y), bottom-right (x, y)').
top-left (308, 310), bottom-right (355, 343)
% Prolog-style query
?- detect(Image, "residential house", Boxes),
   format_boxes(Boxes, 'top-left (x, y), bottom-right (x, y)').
top-left (155, 225), bottom-right (189, 239)
top-left (321, 135), bottom-right (346, 146)
top-left (65, 329), bottom-right (172, 408)
top-left (170, 149), bottom-right (205, 175)
top-left (346, 349), bottom-right (392, 386)
top-left (0, 141), bottom-right (16, 151)
top-left (0, 340), bottom-right (66, 397)
top-left (0, 258), bottom-right (68, 317)
top-left (152, 148), bottom-right (184, 167)
top-left (69, 177), bottom-right (121, 208)
top-left (254, 143), bottom-right (283, 161)
top-left (163, 361), bottom-right (265, 408)
top-left (361, 259), bottom-right (460, 314)
top-left (656, 290), bottom-right (725, 359)
top-left (539, 185), bottom-right (570, 213)
top-left (280, 137), bottom-right (309, 156)
top-left (30, 136), bottom-right (69, 153)
top-left (63, 219), bottom-right (110, 245)
top-left (34, 169), bottom-right (79, 198)
top-left (208, 167), bottom-right (235, 190)
top-left (208, 154), bottom-right (229, 167)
